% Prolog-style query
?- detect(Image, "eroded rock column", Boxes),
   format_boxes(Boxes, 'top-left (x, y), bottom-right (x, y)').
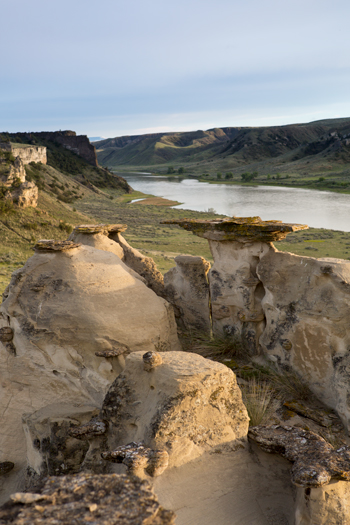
top-left (163, 216), bottom-right (307, 355)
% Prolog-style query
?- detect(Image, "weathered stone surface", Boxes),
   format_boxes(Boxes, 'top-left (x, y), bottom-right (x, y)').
top-left (295, 482), bottom-right (350, 525)
top-left (34, 239), bottom-right (81, 251)
top-left (162, 216), bottom-right (308, 242)
top-left (110, 232), bottom-right (165, 297)
top-left (0, 327), bottom-right (13, 342)
top-left (102, 442), bottom-right (169, 477)
top-left (0, 473), bottom-right (176, 524)
top-left (69, 226), bottom-right (147, 283)
top-left (248, 425), bottom-right (350, 487)
top-left (10, 181), bottom-right (38, 208)
top-left (95, 343), bottom-right (130, 358)
top-left (0, 462), bottom-right (14, 476)
top-left (257, 250), bottom-right (350, 427)
top-left (11, 145), bottom-right (47, 165)
top-left (0, 244), bottom-right (180, 503)
top-left (209, 239), bottom-right (272, 354)
top-left (68, 418), bottom-right (108, 440)
top-left (101, 351), bottom-right (249, 468)
top-left (164, 255), bottom-right (211, 333)
top-left (143, 351), bottom-right (163, 371)
top-left (0, 157), bottom-right (26, 186)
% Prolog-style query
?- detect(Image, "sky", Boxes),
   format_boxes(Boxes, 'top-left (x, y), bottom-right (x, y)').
top-left (1, 0), bottom-right (350, 138)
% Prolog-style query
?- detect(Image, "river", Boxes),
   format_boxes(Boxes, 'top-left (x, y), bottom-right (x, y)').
top-left (118, 172), bottom-right (350, 232)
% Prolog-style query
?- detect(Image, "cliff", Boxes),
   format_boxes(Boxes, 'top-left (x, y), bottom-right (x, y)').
top-left (35, 131), bottom-right (98, 166)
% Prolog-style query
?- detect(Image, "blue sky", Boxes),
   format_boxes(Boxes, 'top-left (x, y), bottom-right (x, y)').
top-left (1, 0), bottom-right (350, 137)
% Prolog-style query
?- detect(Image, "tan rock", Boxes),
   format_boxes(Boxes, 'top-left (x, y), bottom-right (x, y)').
top-left (68, 226), bottom-right (146, 283)
top-left (0, 473), bottom-right (176, 525)
top-left (10, 181), bottom-right (38, 208)
top-left (164, 255), bottom-right (211, 333)
top-left (257, 250), bottom-right (350, 428)
top-left (101, 351), bottom-right (249, 469)
top-left (0, 243), bottom-right (180, 502)
top-left (110, 232), bottom-right (165, 296)
top-left (209, 239), bottom-right (272, 354)
top-left (295, 482), bottom-right (350, 525)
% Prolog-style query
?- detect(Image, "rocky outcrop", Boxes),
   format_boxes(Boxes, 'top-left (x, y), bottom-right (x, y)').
top-left (10, 180), bottom-right (38, 207)
top-left (69, 224), bottom-right (165, 296)
top-left (249, 425), bottom-right (350, 525)
top-left (0, 473), bottom-right (176, 525)
top-left (35, 131), bottom-right (98, 166)
top-left (0, 147), bottom-right (39, 208)
top-left (101, 351), bottom-right (249, 469)
top-left (0, 143), bottom-right (46, 165)
top-left (164, 255), bottom-right (211, 333)
top-left (0, 240), bottom-right (180, 503)
top-left (257, 250), bottom-right (350, 427)
top-left (162, 216), bottom-right (350, 432)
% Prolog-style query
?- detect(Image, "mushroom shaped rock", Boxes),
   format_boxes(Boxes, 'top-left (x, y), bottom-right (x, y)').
top-left (101, 351), bottom-right (249, 468)
top-left (0, 242), bottom-right (180, 501)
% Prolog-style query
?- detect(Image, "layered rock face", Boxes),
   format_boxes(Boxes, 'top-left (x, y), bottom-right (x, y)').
top-left (11, 145), bottom-right (47, 165)
top-left (0, 241), bottom-right (179, 501)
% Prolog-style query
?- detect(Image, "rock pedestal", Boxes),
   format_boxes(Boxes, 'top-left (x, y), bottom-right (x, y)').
top-left (163, 216), bottom-right (307, 354)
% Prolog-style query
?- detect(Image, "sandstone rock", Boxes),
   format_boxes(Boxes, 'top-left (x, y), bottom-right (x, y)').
top-left (162, 216), bottom-right (308, 242)
top-left (295, 482), bottom-right (350, 525)
top-left (0, 242), bottom-right (180, 502)
top-left (101, 351), bottom-right (249, 469)
top-left (10, 181), bottom-right (38, 208)
top-left (164, 255), bottom-right (211, 333)
top-left (143, 351), bottom-right (163, 371)
top-left (0, 473), bottom-right (176, 524)
top-left (102, 442), bottom-right (169, 477)
top-left (257, 250), bottom-right (350, 428)
top-left (0, 157), bottom-right (26, 186)
top-left (109, 232), bottom-right (165, 296)
top-left (209, 239), bottom-right (271, 354)
top-left (0, 462), bottom-right (14, 476)
top-left (248, 425), bottom-right (350, 487)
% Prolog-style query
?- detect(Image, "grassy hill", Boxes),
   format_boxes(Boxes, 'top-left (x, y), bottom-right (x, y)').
top-left (95, 118), bottom-right (350, 191)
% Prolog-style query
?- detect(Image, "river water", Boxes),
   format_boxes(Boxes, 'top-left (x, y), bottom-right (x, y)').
top-left (119, 172), bottom-right (350, 232)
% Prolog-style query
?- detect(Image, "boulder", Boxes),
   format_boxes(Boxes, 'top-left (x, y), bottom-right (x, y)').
top-left (0, 241), bottom-right (180, 502)
top-left (101, 351), bottom-right (249, 469)
top-left (10, 181), bottom-right (38, 208)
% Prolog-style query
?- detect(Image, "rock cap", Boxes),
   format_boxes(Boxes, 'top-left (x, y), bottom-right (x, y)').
top-left (162, 216), bottom-right (308, 242)
top-left (72, 224), bottom-right (127, 235)
top-left (34, 240), bottom-right (81, 252)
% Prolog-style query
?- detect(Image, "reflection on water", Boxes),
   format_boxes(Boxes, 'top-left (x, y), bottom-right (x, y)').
top-left (119, 173), bottom-right (350, 232)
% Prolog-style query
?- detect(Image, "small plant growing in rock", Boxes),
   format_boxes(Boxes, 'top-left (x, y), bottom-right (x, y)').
top-left (241, 378), bottom-right (277, 426)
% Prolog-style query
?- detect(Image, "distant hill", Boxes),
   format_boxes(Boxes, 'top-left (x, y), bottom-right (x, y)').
top-left (95, 118), bottom-right (350, 175)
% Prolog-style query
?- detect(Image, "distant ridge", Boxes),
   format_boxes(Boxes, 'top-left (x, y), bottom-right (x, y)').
top-left (95, 117), bottom-right (350, 175)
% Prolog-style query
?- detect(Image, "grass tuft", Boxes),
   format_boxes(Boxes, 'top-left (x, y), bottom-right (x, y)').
top-left (241, 378), bottom-right (277, 426)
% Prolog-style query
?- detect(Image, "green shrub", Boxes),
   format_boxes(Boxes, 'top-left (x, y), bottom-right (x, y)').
top-left (58, 221), bottom-right (73, 234)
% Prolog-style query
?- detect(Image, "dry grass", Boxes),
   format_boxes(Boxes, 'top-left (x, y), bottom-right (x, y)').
top-left (241, 378), bottom-right (278, 426)
top-left (180, 330), bottom-right (245, 360)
